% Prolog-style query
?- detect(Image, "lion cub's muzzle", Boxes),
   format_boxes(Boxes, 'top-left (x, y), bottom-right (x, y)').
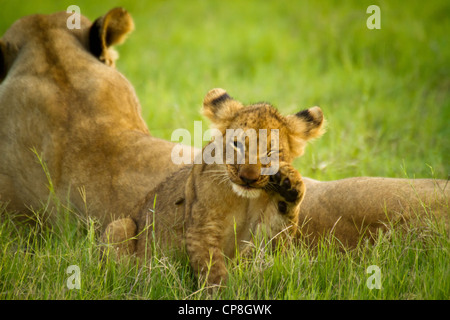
top-left (230, 164), bottom-right (270, 198)
top-left (238, 164), bottom-right (260, 186)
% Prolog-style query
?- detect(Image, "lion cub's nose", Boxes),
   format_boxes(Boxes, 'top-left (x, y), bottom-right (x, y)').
top-left (239, 166), bottom-right (260, 185)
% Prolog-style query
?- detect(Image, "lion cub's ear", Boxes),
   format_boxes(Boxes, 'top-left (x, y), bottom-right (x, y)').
top-left (202, 88), bottom-right (244, 132)
top-left (286, 106), bottom-right (326, 158)
top-left (89, 7), bottom-right (134, 67)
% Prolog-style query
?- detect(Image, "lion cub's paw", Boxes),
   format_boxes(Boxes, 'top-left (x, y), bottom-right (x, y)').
top-left (267, 162), bottom-right (305, 214)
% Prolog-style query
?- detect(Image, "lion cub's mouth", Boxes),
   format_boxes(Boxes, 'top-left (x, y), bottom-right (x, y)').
top-left (231, 183), bottom-right (262, 199)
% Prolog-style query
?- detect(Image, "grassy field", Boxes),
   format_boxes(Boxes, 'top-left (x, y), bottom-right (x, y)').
top-left (0, 0), bottom-right (449, 300)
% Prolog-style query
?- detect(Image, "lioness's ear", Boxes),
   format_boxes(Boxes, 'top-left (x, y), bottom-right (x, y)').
top-left (89, 7), bottom-right (134, 67)
top-left (202, 88), bottom-right (244, 131)
top-left (286, 106), bottom-right (325, 158)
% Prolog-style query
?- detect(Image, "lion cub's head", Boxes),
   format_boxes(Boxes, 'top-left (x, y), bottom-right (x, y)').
top-left (202, 88), bottom-right (325, 199)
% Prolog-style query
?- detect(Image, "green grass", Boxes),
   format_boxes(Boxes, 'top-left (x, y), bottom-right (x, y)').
top-left (1, 203), bottom-right (449, 299)
top-left (0, 0), bottom-right (449, 300)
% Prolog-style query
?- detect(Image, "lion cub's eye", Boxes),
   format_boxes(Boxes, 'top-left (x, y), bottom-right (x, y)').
top-left (232, 140), bottom-right (244, 152)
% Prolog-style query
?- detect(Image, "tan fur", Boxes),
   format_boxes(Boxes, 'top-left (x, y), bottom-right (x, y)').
top-left (300, 177), bottom-right (449, 247)
top-left (102, 217), bottom-right (137, 257)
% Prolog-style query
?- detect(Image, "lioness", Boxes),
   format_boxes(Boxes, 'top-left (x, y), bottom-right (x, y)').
top-left (0, 8), bottom-right (448, 278)
top-left (0, 8), bottom-right (187, 227)
top-left (103, 88), bottom-right (325, 285)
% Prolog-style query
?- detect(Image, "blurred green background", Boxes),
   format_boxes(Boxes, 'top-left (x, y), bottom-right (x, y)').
top-left (1, 0), bottom-right (448, 181)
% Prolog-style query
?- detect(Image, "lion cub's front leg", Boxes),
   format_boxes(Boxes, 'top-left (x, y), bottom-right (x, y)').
top-left (185, 224), bottom-right (228, 287)
top-left (266, 162), bottom-right (305, 228)
top-left (101, 218), bottom-right (138, 258)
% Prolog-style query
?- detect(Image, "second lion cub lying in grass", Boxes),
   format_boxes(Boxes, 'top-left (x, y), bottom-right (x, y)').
top-left (102, 88), bottom-right (325, 285)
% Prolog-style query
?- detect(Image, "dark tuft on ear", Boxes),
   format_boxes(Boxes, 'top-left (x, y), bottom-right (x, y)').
top-left (0, 41), bottom-right (6, 82)
top-left (296, 109), bottom-right (315, 123)
top-left (286, 106), bottom-right (325, 159)
top-left (202, 88), bottom-right (244, 131)
top-left (210, 92), bottom-right (231, 106)
top-left (295, 107), bottom-right (324, 127)
top-left (89, 20), bottom-right (103, 58)
top-left (203, 88), bottom-right (230, 107)
top-left (0, 46), bottom-right (3, 82)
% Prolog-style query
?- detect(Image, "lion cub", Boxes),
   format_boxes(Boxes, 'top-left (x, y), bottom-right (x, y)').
top-left (102, 89), bottom-right (325, 285)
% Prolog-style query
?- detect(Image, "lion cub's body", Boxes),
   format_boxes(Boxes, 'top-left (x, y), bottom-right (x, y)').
top-left (135, 162), bottom-right (270, 257)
